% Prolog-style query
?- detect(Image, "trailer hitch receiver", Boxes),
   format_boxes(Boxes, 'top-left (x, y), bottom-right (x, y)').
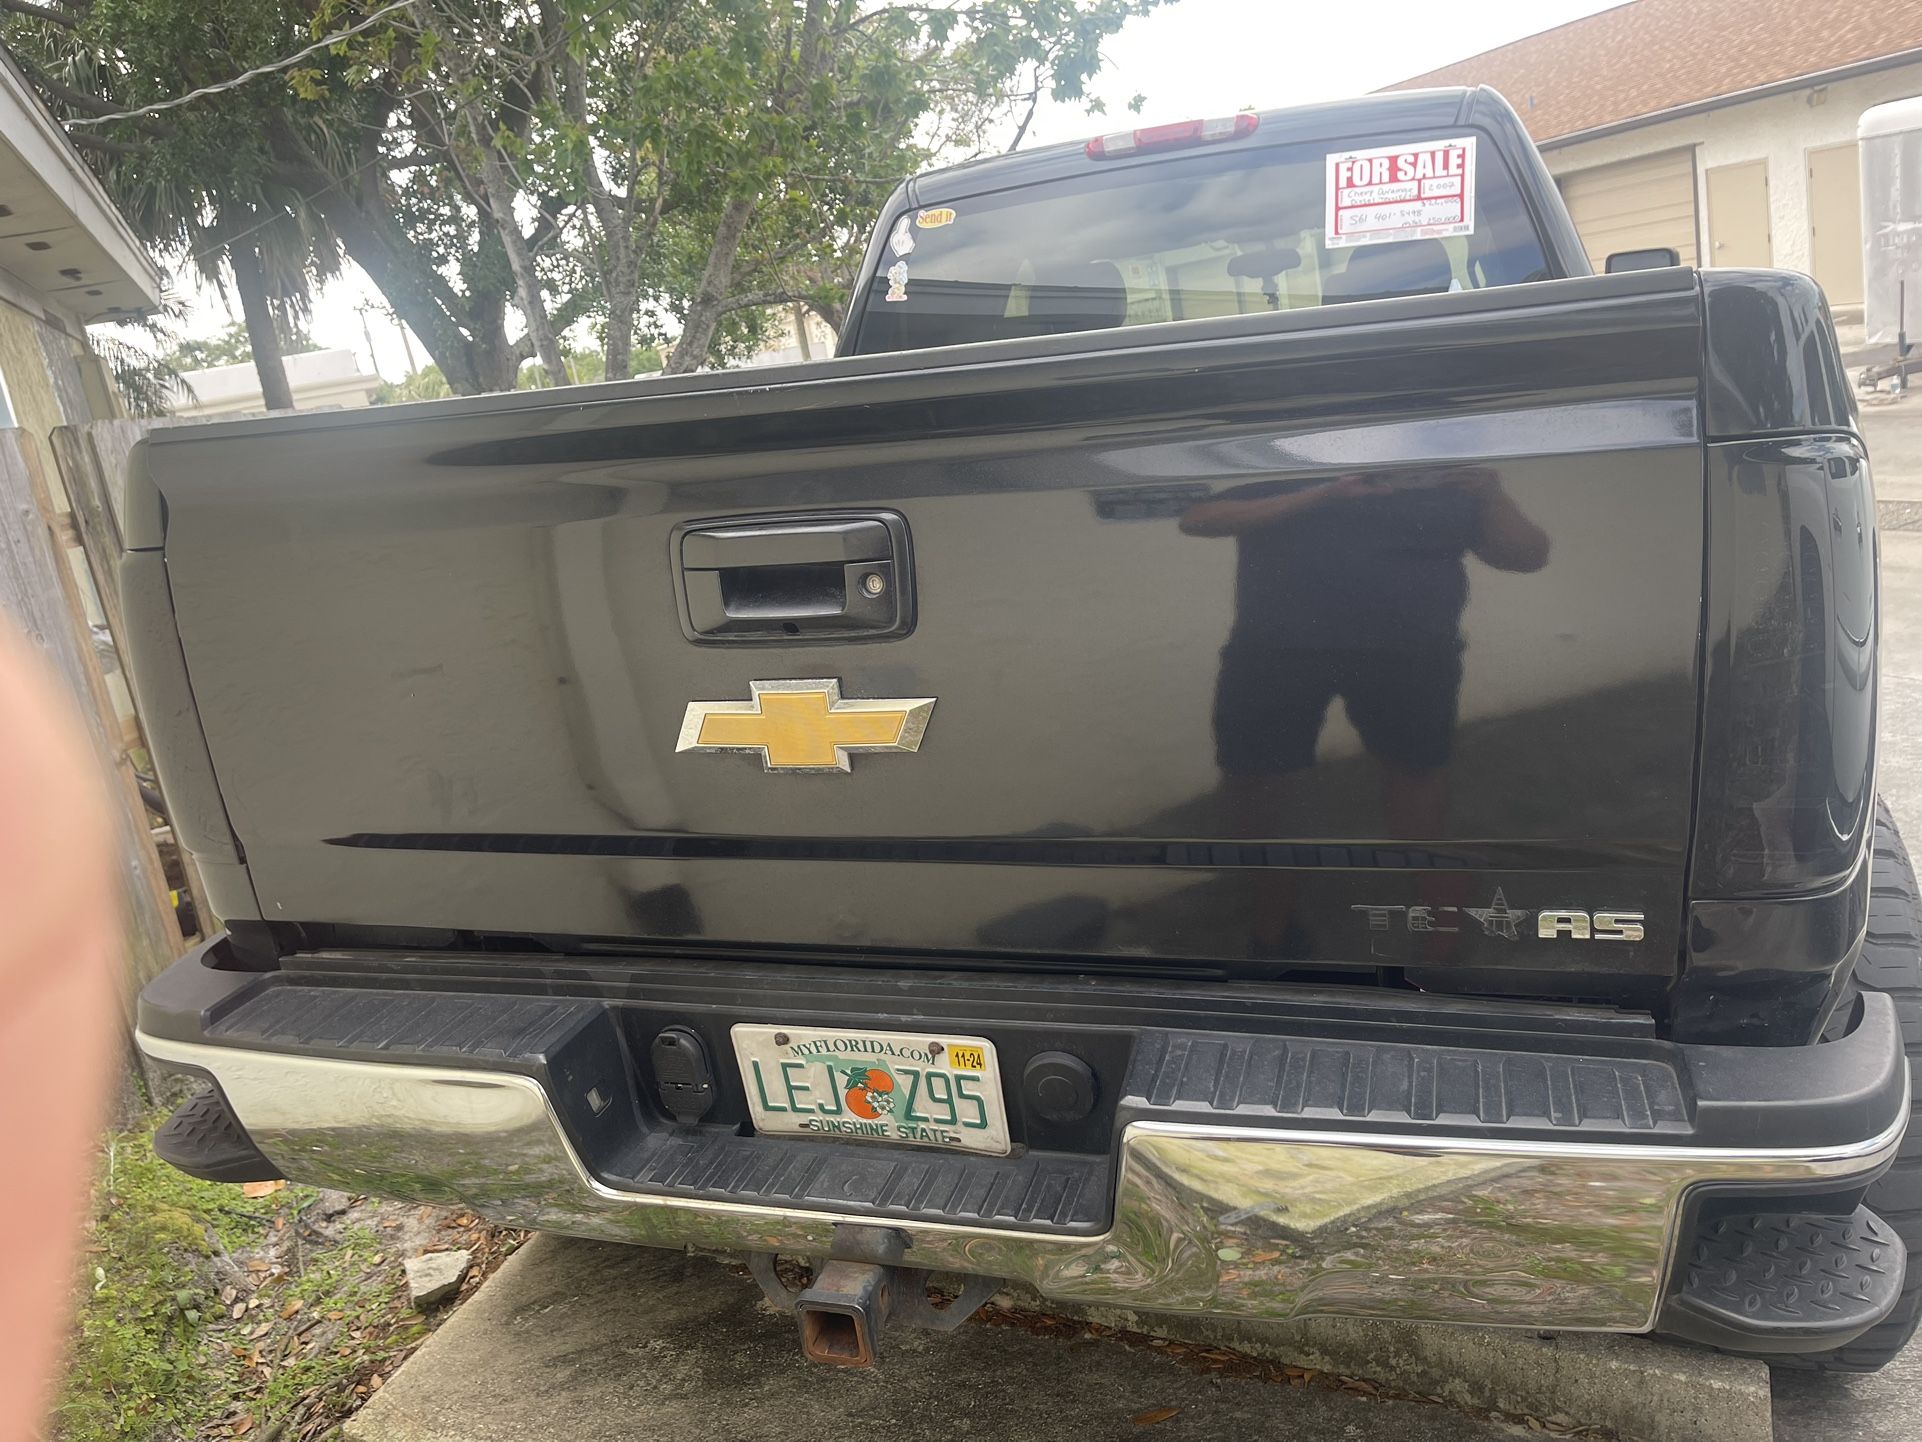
top-left (747, 1226), bottom-right (997, 1367)
top-left (795, 1259), bottom-right (890, 1366)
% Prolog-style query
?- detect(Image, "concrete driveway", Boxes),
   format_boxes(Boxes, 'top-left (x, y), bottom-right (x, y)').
top-left (1865, 393), bottom-right (1922, 531)
top-left (1864, 399), bottom-right (1922, 831)
top-left (350, 1239), bottom-right (1535, 1442)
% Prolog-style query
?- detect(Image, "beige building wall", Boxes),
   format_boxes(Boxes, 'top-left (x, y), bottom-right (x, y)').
top-left (173, 348), bottom-right (382, 417)
top-left (1543, 61), bottom-right (1922, 296)
top-left (0, 289), bottom-right (84, 445)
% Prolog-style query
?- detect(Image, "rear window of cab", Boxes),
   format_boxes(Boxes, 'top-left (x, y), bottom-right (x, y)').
top-left (847, 131), bottom-right (1555, 356)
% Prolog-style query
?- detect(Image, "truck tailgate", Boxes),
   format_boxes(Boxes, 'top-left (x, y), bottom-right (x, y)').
top-left (131, 270), bottom-right (1706, 1003)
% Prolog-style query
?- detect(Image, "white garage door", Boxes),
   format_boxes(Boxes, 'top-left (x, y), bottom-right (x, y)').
top-left (1557, 149), bottom-right (1699, 271)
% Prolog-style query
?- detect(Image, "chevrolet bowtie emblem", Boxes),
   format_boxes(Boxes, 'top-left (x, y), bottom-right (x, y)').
top-left (677, 679), bottom-right (936, 773)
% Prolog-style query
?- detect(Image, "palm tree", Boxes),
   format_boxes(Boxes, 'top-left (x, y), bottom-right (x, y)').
top-left (6, 14), bottom-right (343, 410)
top-left (201, 200), bottom-right (341, 411)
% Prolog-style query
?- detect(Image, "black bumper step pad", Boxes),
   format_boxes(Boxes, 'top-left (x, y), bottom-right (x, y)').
top-left (208, 985), bottom-right (603, 1063)
top-left (1124, 1028), bottom-right (1688, 1135)
top-left (154, 1087), bottom-right (283, 1184)
top-left (616, 1129), bottom-right (1107, 1231)
top-left (1662, 1207), bottom-right (1907, 1352)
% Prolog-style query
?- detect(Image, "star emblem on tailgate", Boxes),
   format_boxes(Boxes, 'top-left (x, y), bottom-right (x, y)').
top-left (1462, 888), bottom-right (1530, 942)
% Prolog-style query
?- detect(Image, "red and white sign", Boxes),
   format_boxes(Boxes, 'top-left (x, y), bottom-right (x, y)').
top-left (1325, 136), bottom-right (1477, 249)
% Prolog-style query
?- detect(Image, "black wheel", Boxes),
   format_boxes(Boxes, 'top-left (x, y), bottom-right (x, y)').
top-left (1768, 798), bottom-right (1922, 1372)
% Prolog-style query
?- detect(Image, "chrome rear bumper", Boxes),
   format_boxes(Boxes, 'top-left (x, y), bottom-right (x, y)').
top-left (136, 1029), bottom-right (1906, 1334)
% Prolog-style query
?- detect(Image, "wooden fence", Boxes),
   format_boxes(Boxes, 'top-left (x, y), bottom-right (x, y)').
top-left (0, 423), bottom-right (183, 1023)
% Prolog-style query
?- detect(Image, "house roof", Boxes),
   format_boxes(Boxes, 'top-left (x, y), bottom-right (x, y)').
top-left (0, 51), bottom-right (162, 322)
top-left (1383, 0), bottom-right (1922, 146)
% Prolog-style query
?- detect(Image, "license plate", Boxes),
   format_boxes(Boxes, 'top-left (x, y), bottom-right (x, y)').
top-left (731, 1024), bottom-right (1010, 1157)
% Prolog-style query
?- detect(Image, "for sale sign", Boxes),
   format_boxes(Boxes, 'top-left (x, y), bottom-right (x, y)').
top-left (1325, 136), bottom-right (1477, 248)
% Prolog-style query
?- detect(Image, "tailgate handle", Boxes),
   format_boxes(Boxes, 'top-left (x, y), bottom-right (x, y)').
top-left (676, 512), bottom-right (914, 642)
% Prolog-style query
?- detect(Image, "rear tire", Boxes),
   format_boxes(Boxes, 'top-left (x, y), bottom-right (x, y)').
top-left (1766, 798), bottom-right (1922, 1372)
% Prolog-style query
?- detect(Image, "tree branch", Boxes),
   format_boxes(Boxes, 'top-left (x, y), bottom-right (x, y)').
top-left (0, 0), bottom-right (78, 26)
top-left (262, 114), bottom-right (491, 393)
top-left (809, 294), bottom-right (847, 337)
top-left (501, 286), bottom-right (598, 375)
top-left (67, 130), bottom-right (151, 158)
top-left (666, 194), bottom-right (757, 374)
top-left (10, 55), bottom-right (171, 135)
top-left (1005, 73), bottom-right (1041, 152)
top-left (717, 288), bottom-right (805, 316)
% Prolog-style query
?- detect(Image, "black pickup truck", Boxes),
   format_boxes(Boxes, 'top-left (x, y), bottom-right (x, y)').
top-left (127, 86), bottom-right (1916, 1372)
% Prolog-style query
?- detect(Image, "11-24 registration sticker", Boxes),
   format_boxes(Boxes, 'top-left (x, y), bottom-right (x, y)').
top-left (1325, 136), bottom-right (1476, 248)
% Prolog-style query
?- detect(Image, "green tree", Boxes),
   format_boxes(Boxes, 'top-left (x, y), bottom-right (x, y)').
top-left (90, 329), bottom-right (186, 417)
top-left (451, 0), bottom-right (1170, 374)
top-left (514, 341), bottom-right (658, 388)
top-left (164, 318), bottom-right (321, 371)
top-left (371, 361), bottom-right (452, 403)
top-left (3, 0), bottom-right (343, 408)
top-left (7, 0), bottom-right (1169, 388)
top-left (4, 0), bottom-right (545, 395)
top-left (83, 296), bottom-right (193, 417)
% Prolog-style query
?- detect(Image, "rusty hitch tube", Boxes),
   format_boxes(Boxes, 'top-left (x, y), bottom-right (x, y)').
top-left (796, 1259), bottom-right (891, 1367)
top-left (747, 1226), bottom-right (1000, 1367)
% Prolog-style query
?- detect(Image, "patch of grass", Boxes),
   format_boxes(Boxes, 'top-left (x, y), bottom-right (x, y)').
top-left (253, 1225), bottom-right (427, 1420)
top-left (53, 1114), bottom-right (298, 1442)
top-left (54, 1115), bottom-right (495, 1438)
top-left (54, 1110), bottom-right (508, 1442)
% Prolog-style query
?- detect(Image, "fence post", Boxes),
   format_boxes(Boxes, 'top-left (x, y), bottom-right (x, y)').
top-left (0, 428), bottom-right (183, 1020)
top-left (48, 421), bottom-right (140, 641)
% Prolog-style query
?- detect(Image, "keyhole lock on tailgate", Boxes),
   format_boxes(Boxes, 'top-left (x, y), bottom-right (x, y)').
top-left (673, 511), bottom-right (915, 643)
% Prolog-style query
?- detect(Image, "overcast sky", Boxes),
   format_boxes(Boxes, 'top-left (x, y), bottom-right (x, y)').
top-left (168, 0), bottom-right (1628, 379)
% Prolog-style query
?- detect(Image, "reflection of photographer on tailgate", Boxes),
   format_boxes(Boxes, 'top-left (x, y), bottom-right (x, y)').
top-left (1181, 464), bottom-right (1550, 796)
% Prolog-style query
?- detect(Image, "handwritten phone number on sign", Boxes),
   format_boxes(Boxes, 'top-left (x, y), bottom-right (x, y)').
top-left (1326, 136), bottom-right (1477, 248)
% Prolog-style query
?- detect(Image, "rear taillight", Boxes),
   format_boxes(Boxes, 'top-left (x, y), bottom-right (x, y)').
top-left (1085, 112), bottom-right (1258, 160)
